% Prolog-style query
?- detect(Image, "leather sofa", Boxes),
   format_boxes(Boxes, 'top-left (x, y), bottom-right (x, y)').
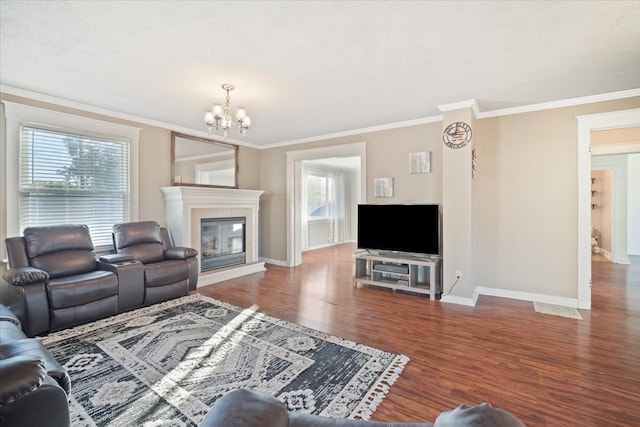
top-left (200, 389), bottom-right (525, 427)
top-left (0, 304), bottom-right (70, 427)
top-left (1, 222), bottom-right (198, 337)
top-left (112, 221), bottom-right (198, 305)
top-left (1, 224), bottom-right (147, 337)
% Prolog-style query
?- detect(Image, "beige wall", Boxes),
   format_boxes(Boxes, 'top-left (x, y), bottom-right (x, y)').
top-left (0, 93), bottom-right (260, 234)
top-left (473, 97), bottom-right (639, 298)
top-left (2, 91), bottom-right (639, 302)
top-left (592, 126), bottom-right (640, 145)
top-left (258, 123), bottom-right (443, 262)
top-left (256, 97), bottom-right (640, 300)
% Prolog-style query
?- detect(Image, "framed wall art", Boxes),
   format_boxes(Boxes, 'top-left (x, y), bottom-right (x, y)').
top-left (409, 151), bottom-right (430, 174)
top-left (373, 177), bottom-right (394, 198)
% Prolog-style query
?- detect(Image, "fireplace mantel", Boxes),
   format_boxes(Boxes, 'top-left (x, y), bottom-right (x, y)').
top-left (161, 186), bottom-right (265, 286)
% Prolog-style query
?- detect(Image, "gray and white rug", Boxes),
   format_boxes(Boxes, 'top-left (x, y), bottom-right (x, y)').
top-left (40, 294), bottom-right (408, 426)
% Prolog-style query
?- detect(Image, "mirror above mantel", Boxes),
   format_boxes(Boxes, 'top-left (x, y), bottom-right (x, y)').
top-left (171, 131), bottom-right (238, 188)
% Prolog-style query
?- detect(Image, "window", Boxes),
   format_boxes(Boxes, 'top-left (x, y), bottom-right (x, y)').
top-left (306, 174), bottom-right (328, 218)
top-left (19, 124), bottom-right (130, 251)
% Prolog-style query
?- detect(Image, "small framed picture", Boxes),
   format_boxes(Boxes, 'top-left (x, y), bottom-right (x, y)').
top-left (373, 177), bottom-right (394, 198)
top-left (409, 151), bottom-right (430, 174)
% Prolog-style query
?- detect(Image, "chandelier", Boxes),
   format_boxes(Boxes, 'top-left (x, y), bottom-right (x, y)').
top-left (204, 83), bottom-right (251, 138)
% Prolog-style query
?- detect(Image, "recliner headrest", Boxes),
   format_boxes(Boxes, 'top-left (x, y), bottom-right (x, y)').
top-left (23, 224), bottom-right (94, 258)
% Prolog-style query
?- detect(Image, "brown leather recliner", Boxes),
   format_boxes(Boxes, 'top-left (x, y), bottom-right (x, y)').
top-left (1, 224), bottom-right (143, 337)
top-left (112, 221), bottom-right (199, 305)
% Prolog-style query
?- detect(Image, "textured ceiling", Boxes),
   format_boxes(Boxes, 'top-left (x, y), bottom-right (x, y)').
top-left (1, 1), bottom-right (639, 147)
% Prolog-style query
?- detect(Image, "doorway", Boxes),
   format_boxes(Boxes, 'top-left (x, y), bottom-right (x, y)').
top-left (301, 157), bottom-right (360, 251)
top-left (577, 109), bottom-right (640, 309)
top-left (286, 142), bottom-right (367, 266)
top-left (591, 152), bottom-right (639, 265)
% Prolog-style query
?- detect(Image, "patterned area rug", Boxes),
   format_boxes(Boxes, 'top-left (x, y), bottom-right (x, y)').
top-left (533, 302), bottom-right (583, 320)
top-left (40, 294), bottom-right (408, 426)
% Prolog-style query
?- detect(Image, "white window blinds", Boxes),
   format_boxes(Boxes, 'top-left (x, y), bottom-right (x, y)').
top-left (19, 123), bottom-right (130, 250)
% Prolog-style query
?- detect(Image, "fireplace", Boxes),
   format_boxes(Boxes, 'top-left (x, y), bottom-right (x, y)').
top-left (161, 186), bottom-right (265, 287)
top-left (200, 217), bottom-right (246, 272)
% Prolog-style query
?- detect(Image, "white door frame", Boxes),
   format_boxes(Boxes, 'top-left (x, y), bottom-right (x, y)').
top-left (286, 142), bottom-right (367, 266)
top-left (576, 108), bottom-right (640, 309)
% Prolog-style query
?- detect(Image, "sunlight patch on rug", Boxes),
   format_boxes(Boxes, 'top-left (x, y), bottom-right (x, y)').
top-left (40, 294), bottom-right (408, 426)
top-left (533, 302), bottom-right (583, 320)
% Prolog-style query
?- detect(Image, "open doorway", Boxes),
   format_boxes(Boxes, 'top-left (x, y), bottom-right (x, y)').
top-left (591, 152), bottom-right (639, 265)
top-left (301, 157), bottom-right (360, 251)
top-left (286, 142), bottom-right (367, 266)
top-left (578, 110), bottom-right (640, 309)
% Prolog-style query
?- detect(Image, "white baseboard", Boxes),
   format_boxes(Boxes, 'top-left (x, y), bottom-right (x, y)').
top-left (598, 249), bottom-right (630, 265)
top-left (196, 262), bottom-right (266, 287)
top-left (476, 286), bottom-right (579, 308)
top-left (260, 257), bottom-right (290, 267)
top-left (440, 292), bottom-right (479, 307)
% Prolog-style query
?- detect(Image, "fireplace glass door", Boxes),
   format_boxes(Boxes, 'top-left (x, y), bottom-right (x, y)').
top-left (200, 217), bottom-right (246, 272)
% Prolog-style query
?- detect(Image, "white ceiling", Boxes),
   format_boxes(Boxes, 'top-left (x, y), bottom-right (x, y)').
top-left (1, 1), bottom-right (639, 148)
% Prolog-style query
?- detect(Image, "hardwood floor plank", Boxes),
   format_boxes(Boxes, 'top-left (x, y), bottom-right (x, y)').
top-left (197, 243), bottom-right (640, 426)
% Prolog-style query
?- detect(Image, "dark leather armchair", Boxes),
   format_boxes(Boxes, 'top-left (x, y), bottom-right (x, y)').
top-left (0, 304), bottom-right (70, 427)
top-left (112, 221), bottom-right (198, 305)
top-left (0, 224), bottom-right (140, 337)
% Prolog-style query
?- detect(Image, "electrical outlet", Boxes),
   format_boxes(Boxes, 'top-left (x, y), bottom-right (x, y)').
top-left (455, 271), bottom-right (462, 279)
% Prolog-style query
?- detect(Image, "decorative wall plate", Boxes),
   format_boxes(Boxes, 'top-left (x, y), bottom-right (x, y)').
top-left (443, 122), bottom-right (472, 149)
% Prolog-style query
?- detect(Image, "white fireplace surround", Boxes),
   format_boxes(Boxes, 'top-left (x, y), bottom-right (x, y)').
top-left (161, 186), bottom-right (265, 287)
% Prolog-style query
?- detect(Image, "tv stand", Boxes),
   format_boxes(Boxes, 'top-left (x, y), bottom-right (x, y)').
top-left (353, 251), bottom-right (441, 299)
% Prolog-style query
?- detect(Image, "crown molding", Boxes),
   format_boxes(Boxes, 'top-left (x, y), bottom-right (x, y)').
top-left (438, 99), bottom-right (480, 118)
top-left (478, 88), bottom-right (640, 119)
top-left (3, 84), bottom-right (639, 149)
top-left (0, 85), bottom-right (261, 149)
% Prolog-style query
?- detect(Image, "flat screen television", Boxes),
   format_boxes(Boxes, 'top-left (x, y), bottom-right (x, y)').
top-left (357, 204), bottom-right (440, 256)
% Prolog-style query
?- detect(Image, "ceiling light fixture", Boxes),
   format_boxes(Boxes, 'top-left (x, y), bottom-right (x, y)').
top-left (204, 83), bottom-right (250, 138)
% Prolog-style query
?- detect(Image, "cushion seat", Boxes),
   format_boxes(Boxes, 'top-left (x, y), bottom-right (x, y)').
top-left (144, 260), bottom-right (190, 288)
top-left (47, 269), bottom-right (119, 331)
top-left (47, 270), bottom-right (118, 309)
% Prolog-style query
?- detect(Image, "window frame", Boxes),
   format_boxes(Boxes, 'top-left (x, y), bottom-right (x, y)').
top-left (2, 101), bottom-right (140, 258)
top-left (18, 123), bottom-right (132, 251)
top-left (304, 172), bottom-right (330, 221)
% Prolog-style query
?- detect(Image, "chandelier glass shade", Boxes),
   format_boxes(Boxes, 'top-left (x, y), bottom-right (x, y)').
top-left (204, 84), bottom-right (250, 138)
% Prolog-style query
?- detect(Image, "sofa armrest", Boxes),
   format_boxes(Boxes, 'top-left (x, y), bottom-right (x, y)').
top-left (0, 304), bottom-right (21, 326)
top-left (99, 253), bottom-right (134, 263)
top-left (98, 260), bottom-right (145, 312)
top-left (2, 267), bottom-right (49, 287)
top-left (0, 356), bottom-right (70, 427)
top-left (433, 403), bottom-right (525, 427)
top-left (0, 355), bottom-right (46, 405)
top-left (165, 246), bottom-right (198, 260)
top-left (201, 389), bottom-right (289, 427)
top-left (0, 339), bottom-right (71, 394)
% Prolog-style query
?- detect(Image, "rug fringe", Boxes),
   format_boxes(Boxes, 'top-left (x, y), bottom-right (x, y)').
top-left (350, 354), bottom-right (410, 420)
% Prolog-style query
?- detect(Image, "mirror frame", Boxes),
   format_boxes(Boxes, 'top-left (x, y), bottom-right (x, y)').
top-left (171, 131), bottom-right (239, 188)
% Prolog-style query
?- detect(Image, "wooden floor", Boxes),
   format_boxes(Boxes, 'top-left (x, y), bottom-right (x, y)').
top-left (197, 244), bottom-right (640, 426)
